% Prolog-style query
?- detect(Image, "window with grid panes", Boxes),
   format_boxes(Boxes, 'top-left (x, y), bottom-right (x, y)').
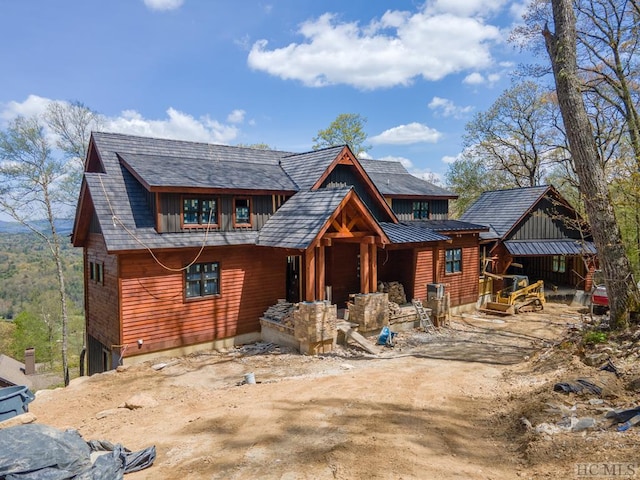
top-left (185, 262), bottom-right (220, 298)
top-left (412, 201), bottom-right (429, 219)
top-left (445, 248), bottom-right (462, 273)
top-left (183, 197), bottom-right (217, 225)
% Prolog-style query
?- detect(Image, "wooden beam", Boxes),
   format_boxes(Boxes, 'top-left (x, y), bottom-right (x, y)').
top-left (360, 242), bottom-right (370, 294)
top-left (433, 245), bottom-right (440, 283)
top-left (305, 248), bottom-right (316, 301)
top-left (317, 245), bottom-right (326, 301)
top-left (369, 243), bottom-right (377, 292)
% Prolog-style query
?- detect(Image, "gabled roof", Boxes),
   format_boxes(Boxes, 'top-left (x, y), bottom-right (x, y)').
top-left (459, 185), bottom-right (551, 240)
top-left (257, 187), bottom-right (390, 250)
top-left (360, 159), bottom-right (456, 198)
top-left (280, 147), bottom-right (345, 191)
top-left (73, 132), bottom-right (460, 252)
top-left (119, 153), bottom-right (298, 192)
top-left (0, 354), bottom-right (27, 387)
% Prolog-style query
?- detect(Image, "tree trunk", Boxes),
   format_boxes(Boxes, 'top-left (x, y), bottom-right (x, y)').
top-left (543, 0), bottom-right (640, 329)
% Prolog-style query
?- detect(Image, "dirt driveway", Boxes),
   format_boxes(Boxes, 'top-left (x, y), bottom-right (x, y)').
top-left (28, 304), bottom-right (586, 479)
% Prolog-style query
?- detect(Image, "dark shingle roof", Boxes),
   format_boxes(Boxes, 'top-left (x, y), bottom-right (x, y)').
top-left (119, 153), bottom-right (298, 192)
top-left (257, 188), bottom-right (352, 249)
top-left (459, 186), bottom-right (550, 239)
top-left (380, 222), bottom-right (450, 244)
top-left (360, 159), bottom-right (455, 197)
top-left (279, 146), bottom-right (345, 191)
top-left (504, 240), bottom-right (597, 256)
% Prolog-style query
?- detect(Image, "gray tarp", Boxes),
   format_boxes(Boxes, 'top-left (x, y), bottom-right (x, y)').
top-left (0, 424), bottom-right (155, 480)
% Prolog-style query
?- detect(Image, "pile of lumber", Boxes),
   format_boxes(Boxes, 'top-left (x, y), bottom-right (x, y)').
top-left (378, 281), bottom-right (407, 305)
top-left (388, 301), bottom-right (402, 316)
top-left (262, 300), bottom-right (295, 328)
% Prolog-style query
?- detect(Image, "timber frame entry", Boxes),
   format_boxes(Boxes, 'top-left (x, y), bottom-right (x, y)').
top-left (301, 189), bottom-right (390, 302)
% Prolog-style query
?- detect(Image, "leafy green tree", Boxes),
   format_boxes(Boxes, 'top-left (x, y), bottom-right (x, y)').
top-left (10, 311), bottom-right (53, 365)
top-left (312, 113), bottom-right (371, 156)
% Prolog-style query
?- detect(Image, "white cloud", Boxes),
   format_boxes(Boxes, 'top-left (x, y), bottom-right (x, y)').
top-left (428, 96), bottom-right (473, 119)
top-left (441, 153), bottom-right (463, 164)
top-left (0, 94), bottom-right (51, 123)
top-left (143, 0), bottom-right (184, 11)
top-left (227, 109), bottom-right (246, 124)
top-left (463, 72), bottom-right (485, 85)
top-left (377, 155), bottom-right (414, 170)
top-left (370, 123), bottom-right (442, 145)
top-left (1, 96), bottom-right (241, 145)
top-left (248, 5), bottom-right (503, 89)
top-left (105, 108), bottom-right (239, 144)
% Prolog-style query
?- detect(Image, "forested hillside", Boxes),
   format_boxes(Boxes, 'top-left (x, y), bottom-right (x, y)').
top-left (0, 232), bottom-right (84, 365)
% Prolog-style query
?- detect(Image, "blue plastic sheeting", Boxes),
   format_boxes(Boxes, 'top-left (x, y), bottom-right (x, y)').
top-left (0, 424), bottom-right (156, 479)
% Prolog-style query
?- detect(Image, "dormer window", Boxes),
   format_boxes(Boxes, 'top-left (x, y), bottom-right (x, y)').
top-left (234, 198), bottom-right (251, 227)
top-left (412, 201), bottom-right (429, 220)
top-left (183, 197), bottom-right (218, 227)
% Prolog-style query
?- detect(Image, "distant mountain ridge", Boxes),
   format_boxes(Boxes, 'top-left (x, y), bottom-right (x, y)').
top-left (0, 219), bottom-right (74, 235)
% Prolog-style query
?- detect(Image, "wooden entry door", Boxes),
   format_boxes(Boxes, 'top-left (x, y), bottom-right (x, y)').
top-left (326, 243), bottom-right (360, 307)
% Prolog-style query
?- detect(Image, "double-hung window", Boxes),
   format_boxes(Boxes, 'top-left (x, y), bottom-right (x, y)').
top-left (445, 248), bottom-right (462, 274)
top-left (412, 201), bottom-right (429, 220)
top-left (183, 197), bottom-right (217, 226)
top-left (185, 262), bottom-right (220, 298)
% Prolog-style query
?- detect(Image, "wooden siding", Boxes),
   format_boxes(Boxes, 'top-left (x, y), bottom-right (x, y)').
top-left (413, 248), bottom-right (434, 301)
top-left (118, 246), bottom-right (287, 355)
top-left (85, 233), bottom-right (120, 354)
top-left (321, 165), bottom-right (386, 221)
top-left (510, 198), bottom-right (584, 241)
top-left (436, 236), bottom-right (480, 306)
top-left (159, 194), bottom-right (274, 232)
top-left (391, 199), bottom-right (449, 221)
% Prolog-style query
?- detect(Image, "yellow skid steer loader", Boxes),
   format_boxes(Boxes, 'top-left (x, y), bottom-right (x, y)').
top-left (483, 275), bottom-right (545, 315)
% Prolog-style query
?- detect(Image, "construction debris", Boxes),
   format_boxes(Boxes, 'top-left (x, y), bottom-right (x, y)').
top-left (336, 322), bottom-right (379, 355)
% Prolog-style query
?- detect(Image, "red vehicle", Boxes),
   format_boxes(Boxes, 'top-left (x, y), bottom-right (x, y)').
top-left (591, 284), bottom-right (608, 315)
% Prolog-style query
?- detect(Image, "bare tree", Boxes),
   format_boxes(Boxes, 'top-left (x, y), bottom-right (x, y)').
top-left (0, 116), bottom-right (72, 384)
top-left (462, 81), bottom-right (565, 187)
top-left (45, 101), bottom-right (102, 206)
top-left (543, 0), bottom-right (640, 328)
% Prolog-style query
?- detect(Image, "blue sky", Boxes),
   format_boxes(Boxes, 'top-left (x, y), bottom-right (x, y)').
top-left (1, 0), bottom-right (533, 182)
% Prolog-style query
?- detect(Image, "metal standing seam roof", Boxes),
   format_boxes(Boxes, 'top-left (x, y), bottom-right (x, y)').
top-left (119, 153), bottom-right (298, 191)
top-left (459, 185), bottom-right (550, 239)
top-left (257, 187), bottom-right (354, 249)
top-left (380, 222), bottom-right (450, 244)
top-left (504, 240), bottom-right (597, 256)
top-left (407, 219), bottom-right (489, 232)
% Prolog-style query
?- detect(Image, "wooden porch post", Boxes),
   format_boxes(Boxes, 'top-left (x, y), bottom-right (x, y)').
top-left (317, 245), bottom-right (326, 300)
top-left (360, 242), bottom-right (370, 294)
top-left (433, 245), bottom-right (440, 283)
top-left (305, 247), bottom-right (316, 301)
top-left (369, 243), bottom-right (377, 292)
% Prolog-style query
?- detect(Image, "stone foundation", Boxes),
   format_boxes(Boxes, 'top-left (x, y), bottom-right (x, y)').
top-left (347, 293), bottom-right (389, 334)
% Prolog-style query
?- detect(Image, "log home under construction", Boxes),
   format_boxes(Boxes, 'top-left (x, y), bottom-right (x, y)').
top-left (72, 132), bottom-right (487, 373)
